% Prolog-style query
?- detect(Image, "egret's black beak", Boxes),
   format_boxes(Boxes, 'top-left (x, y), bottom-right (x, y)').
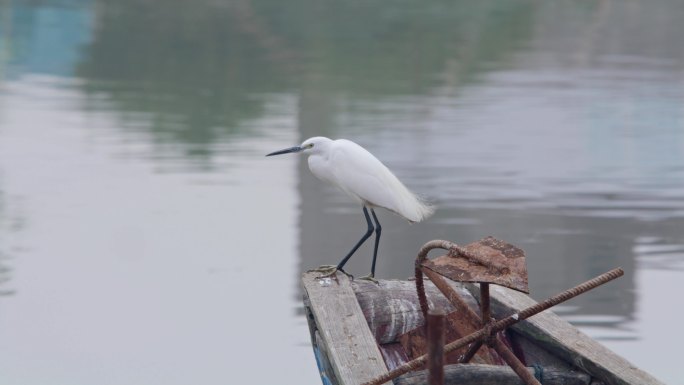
top-left (266, 146), bottom-right (303, 156)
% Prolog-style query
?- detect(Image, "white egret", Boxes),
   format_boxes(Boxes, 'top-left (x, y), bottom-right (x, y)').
top-left (266, 137), bottom-right (434, 280)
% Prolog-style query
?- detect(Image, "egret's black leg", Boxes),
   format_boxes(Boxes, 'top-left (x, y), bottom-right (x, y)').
top-left (336, 207), bottom-right (374, 272)
top-left (369, 209), bottom-right (382, 277)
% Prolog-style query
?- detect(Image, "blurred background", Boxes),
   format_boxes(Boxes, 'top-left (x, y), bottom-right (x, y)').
top-left (1, 0), bottom-right (683, 384)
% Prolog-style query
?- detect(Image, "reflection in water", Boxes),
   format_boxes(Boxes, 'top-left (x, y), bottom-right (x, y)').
top-left (77, 0), bottom-right (297, 162)
top-left (1, 0), bottom-right (683, 383)
top-left (77, 0), bottom-right (537, 162)
top-left (634, 238), bottom-right (684, 271)
top-left (0, 191), bottom-right (10, 296)
top-left (0, 78), bottom-right (310, 385)
top-left (0, 187), bottom-right (25, 297)
top-left (0, 1), bottom-right (93, 78)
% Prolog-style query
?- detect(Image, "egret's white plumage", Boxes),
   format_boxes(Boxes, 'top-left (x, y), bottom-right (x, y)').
top-left (266, 136), bottom-right (434, 279)
top-left (301, 137), bottom-right (433, 223)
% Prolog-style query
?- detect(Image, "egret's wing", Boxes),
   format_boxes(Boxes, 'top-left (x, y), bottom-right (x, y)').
top-left (329, 141), bottom-right (393, 206)
top-left (329, 140), bottom-right (433, 222)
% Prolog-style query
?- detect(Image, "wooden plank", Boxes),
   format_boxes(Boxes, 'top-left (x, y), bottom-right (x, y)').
top-left (302, 272), bottom-right (390, 385)
top-left (468, 283), bottom-right (665, 385)
top-left (303, 301), bottom-right (339, 385)
top-left (395, 364), bottom-right (591, 385)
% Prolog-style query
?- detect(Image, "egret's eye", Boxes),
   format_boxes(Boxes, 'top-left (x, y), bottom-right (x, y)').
top-left (307, 143), bottom-right (314, 148)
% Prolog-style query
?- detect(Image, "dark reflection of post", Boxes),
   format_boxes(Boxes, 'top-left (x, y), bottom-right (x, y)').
top-left (0, 190), bottom-right (20, 297)
top-left (0, 191), bottom-right (8, 296)
top-left (296, 67), bottom-right (340, 276)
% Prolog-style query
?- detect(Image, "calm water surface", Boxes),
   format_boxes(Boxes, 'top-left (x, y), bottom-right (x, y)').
top-left (1, 1), bottom-right (683, 384)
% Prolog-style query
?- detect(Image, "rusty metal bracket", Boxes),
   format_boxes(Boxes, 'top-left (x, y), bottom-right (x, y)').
top-left (416, 237), bottom-right (540, 385)
top-left (416, 237), bottom-right (529, 322)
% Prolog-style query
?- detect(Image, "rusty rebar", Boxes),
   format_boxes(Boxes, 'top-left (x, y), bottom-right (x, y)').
top-left (415, 240), bottom-right (461, 320)
top-left (458, 339), bottom-right (483, 363)
top-left (421, 268), bottom-right (483, 326)
top-left (491, 337), bottom-right (542, 385)
top-left (423, 268), bottom-right (514, 365)
top-left (481, 283), bottom-right (491, 325)
top-left (512, 267), bottom-right (623, 321)
top-left (361, 267), bottom-right (624, 385)
top-left (427, 310), bottom-right (446, 385)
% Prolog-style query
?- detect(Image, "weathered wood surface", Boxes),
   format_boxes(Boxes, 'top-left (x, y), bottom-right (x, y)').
top-left (467, 283), bottom-right (665, 385)
top-left (303, 301), bottom-right (340, 385)
top-left (395, 364), bottom-right (591, 385)
top-left (302, 272), bottom-right (390, 385)
top-left (352, 279), bottom-right (479, 344)
top-left (377, 342), bottom-right (410, 371)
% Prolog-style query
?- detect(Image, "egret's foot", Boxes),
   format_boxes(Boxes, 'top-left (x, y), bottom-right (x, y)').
top-left (308, 265), bottom-right (353, 279)
top-left (358, 274), bottom-right (379, 284)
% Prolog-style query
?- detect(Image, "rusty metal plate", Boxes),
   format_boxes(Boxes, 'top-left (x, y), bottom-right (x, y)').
top-left (421, 236), bottom-right (529, 293)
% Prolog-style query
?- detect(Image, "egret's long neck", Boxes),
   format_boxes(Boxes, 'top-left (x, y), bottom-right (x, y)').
top-left (307, 153), bottom-right (329, 183)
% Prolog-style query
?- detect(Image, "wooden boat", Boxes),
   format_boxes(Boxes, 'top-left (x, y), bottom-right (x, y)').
top-left (301, 271), bottom-right (664, 385)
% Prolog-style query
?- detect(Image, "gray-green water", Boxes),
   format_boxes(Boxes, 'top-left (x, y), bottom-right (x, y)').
top-left (1, 1), bottom-right (683, 384)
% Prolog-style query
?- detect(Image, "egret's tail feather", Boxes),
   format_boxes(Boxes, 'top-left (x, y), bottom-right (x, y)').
top-left (410, 196), bottom-right (435, 223)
